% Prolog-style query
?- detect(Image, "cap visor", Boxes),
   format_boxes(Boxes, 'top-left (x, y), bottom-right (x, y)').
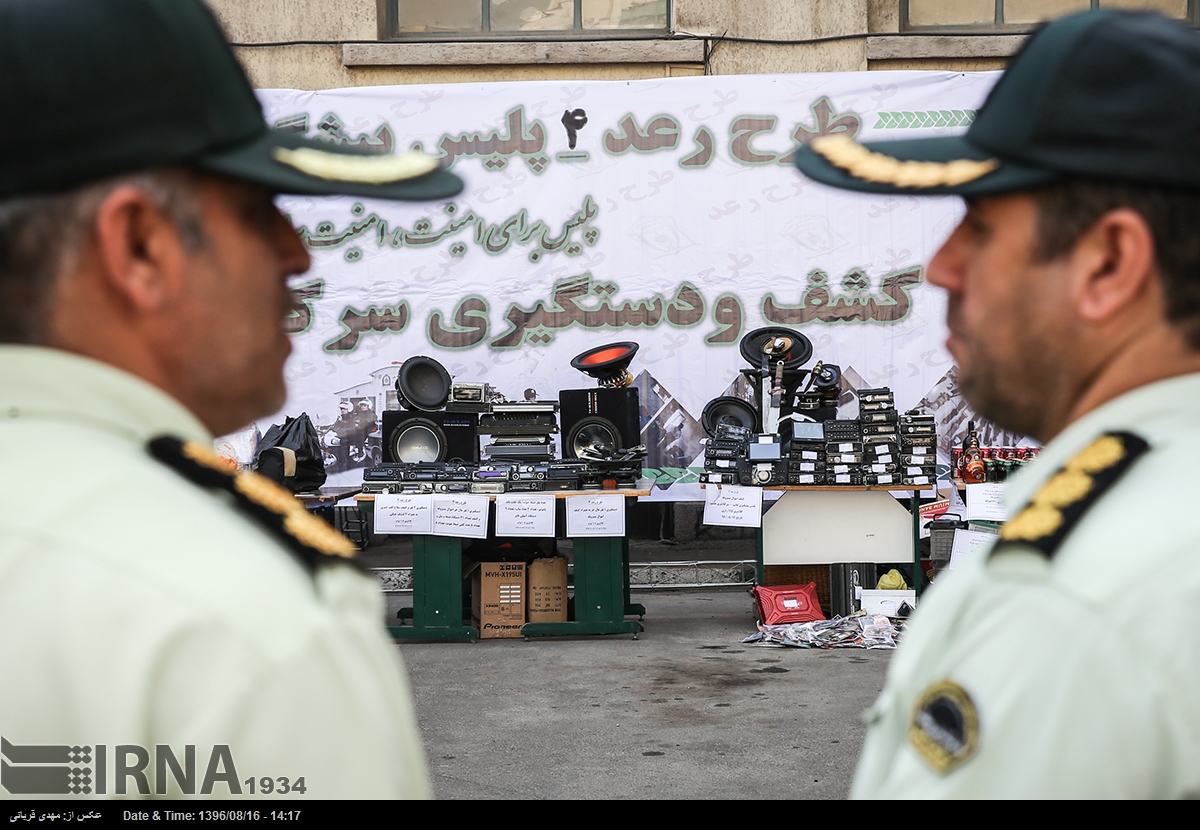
top-left (793, 134), bottom-right (1058, 196)
top-left (194, 129), bottom-right (464, 201)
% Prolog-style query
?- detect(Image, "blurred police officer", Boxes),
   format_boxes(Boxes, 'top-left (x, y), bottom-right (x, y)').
top-left (0, 0), bottom-right (461, 799)
top-left (796, 10), bottom-right (1200, 798)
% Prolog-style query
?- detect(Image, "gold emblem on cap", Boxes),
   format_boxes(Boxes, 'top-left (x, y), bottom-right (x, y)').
top-left (1000, 504), bottom-right (1063, 541)
top-left (272, 147), bottom-right (439, 184)
top-left (809, 135), bottom-right (999, 189)
top-left (1065, 435), bottom-right (1125, 474)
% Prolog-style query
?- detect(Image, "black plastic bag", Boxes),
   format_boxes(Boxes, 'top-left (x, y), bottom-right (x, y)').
top-left (254, 413), bottom-right (327, 493)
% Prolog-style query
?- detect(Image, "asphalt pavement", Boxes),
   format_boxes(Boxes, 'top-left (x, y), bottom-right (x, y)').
top-left (387, 587), bottom-right (892, 800)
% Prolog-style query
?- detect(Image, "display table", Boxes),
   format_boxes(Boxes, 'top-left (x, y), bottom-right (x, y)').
top-left (751, 484), bottom-right (936, 593)
top-left (356, 487), bottom-right (650, 640)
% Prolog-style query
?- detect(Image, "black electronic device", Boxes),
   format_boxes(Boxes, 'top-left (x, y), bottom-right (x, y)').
top-left (701, 396), bottom-right (758, 437)
top-left (559, 387), bottom-right (640, 460)
top-left (824, 420), bottom-right (862, 443)
top-left (394, 356), bottom-right (453, 411)
top-left (382, 410), bottom-right (480, 464)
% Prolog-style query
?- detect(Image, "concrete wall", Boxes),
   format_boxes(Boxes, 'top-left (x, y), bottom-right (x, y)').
top-left (206, 0), bottom-right (1015, 90)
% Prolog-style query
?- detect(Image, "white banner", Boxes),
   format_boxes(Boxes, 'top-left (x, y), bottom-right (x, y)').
top-left (222, 70), bottom-right (1029, 499)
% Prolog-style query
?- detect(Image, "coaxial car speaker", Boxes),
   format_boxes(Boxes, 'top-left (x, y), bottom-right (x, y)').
top-left (570, 341), bottom-right (640, 388)
top-left (395, 356), bottom-right (452, 411)
top-left (701, 396), bottom-right (759, 437)
top-left (383, 411), bottom-right (480, 463)
top-left (738, 326), bottom-right (813, 371)
top-left (559, 388), bottom-right (640, 460)
top-left (566, 415), bottom-right (621, 460)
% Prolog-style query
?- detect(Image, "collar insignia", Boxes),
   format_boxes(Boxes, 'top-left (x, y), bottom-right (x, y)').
top-left (148, 436), bottom-right (360, 572)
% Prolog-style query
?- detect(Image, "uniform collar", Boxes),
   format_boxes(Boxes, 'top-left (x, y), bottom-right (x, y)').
top-left (1004, 372), bottom-right (1200, 512)
top-left (0, 345), bottom-right (212, 445)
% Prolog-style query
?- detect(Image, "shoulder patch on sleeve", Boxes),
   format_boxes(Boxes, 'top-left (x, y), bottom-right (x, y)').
top-left (148, 435), bottom-right (362, 574)
top-left (993, 431), bottom-right (1148, 560)
top-left (909, 680), bottom-right (979, 774)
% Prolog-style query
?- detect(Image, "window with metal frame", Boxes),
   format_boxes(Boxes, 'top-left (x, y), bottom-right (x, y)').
top-left (380, 0), bottom-right (672, 40)
top-left (902, 0), bottom-right (1196, 30)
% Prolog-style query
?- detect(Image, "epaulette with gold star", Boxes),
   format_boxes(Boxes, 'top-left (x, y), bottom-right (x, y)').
top-left (992, 431), bottom-right (1148, 560)
top-left (147, 435), bottom-right (363, 574)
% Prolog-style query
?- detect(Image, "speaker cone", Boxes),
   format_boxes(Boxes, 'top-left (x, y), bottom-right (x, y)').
top-left (701, 396), bottom-right (758, 437)
top-left (395, 356), bottom-right (452, 411)
top-left (565, 415), bottom-right (621, 460)
top-left (388, 418), bottom-right (447, 463)
top-left (739, 326), bottom-right (813, 370)
top-left (570, 341), bottom-right (639, 388)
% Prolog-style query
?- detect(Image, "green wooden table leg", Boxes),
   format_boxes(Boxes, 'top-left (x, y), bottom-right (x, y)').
top-left (912, 494), bottom-right (926, 597)
top-left (523, 536), bottom-right (641, 637)
top-left (389, 534), bottom-right (479, 640)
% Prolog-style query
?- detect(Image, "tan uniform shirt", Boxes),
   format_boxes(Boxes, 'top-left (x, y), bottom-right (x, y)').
top-left (853, 373), bottom-right (1200, 798)
top-left (0, 346), bottom-right (430, 799)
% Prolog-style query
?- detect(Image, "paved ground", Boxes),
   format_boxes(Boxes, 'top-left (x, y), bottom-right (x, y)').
top-left (389, 588), bottom-right (892, 800)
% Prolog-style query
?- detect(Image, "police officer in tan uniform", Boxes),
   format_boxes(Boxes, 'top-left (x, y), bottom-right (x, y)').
top-left (0, 0), bottom-right (460, 799)
top-left (795, 10), bottom-right (1200, 798)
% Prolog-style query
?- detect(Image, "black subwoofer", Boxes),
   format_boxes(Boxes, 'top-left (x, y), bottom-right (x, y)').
top-left (558, 388), bottom-right (640, 459)
top-left (383, 411), bottom-right (480, 463)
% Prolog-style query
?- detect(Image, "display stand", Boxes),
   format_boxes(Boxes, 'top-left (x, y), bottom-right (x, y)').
top-left (752, 484), bottom-right (935, 595)
top-left (356, 487), bottom-right (649, 640)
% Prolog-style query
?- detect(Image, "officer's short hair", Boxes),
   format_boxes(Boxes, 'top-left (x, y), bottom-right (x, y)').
top-left (0, 170), bottom-right (207, 344)
top-left (1030, 178), bottom-right (1200, 348)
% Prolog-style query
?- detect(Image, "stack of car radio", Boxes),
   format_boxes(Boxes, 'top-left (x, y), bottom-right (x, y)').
top-left (699, 385), bottom-right (938, 487)
top-left (360, 459), bottom-right (619, 495)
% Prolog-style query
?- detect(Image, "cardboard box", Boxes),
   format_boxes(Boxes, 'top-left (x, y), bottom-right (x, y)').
top-left (470, 560), bottom-right (526, 638)
top-left (859, 589), bottom-right (917, 617)
top-left (527, 555), bottom-right (568, 623)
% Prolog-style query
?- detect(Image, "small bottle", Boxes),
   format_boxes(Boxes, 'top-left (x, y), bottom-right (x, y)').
top-left (962, 421), bottom-right (986, 484)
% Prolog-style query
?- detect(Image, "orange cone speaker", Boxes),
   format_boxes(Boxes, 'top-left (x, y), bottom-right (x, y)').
top-left (570, 341), bottom-right (639, 388)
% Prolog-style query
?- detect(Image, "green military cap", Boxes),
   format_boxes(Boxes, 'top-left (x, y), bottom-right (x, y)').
top-left (0, 0), bottom-right (462, 201)
top-left (794, 10), bottom-right (1200, 196)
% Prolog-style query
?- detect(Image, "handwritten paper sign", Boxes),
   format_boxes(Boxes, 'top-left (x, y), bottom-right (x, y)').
top-left (965, 482), bottom-right (1008, 522)
top-left (373, 494), bottom-right (433, 534)
top-left (432, 494), bottom-right (491, 539)
top-left (495, 494), bottom-right (557, 537)
top-left (702, 485), bottom-right (763, 528)
top-left (949, 528), bottom-right (998, 569)
top-left (565, 494), bottom-right (626, 537)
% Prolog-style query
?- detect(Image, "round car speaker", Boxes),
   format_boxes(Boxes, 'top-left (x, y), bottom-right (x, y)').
top-left (739, 326), bottom-right (813, 371)
top-left (565, 415), bottom-right (621, 460)
top-left (701, 396), bottom-right (758, 437)
top-left (395, 356), bottom-right (452, 411)
top-left (389, 418), bottom-right (447, 463)
top-left (813, 362), bottom-right (842, 390)
top-left (570, 341), bottom-right (640, 387)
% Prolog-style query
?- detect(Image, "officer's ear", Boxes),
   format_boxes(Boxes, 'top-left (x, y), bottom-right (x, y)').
top-left (1069, 208), bottom-right (1157, 326)
top-left (91, 184), bottom-right (191, 313)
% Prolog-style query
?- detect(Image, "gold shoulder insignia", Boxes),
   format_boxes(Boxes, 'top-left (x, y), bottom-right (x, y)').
top-left (909, 680), bottom-right (979, 774)
top-left (995, 431), bottom-right (1148, 559)
top-left (148, 436), bottom-right (361, 572)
